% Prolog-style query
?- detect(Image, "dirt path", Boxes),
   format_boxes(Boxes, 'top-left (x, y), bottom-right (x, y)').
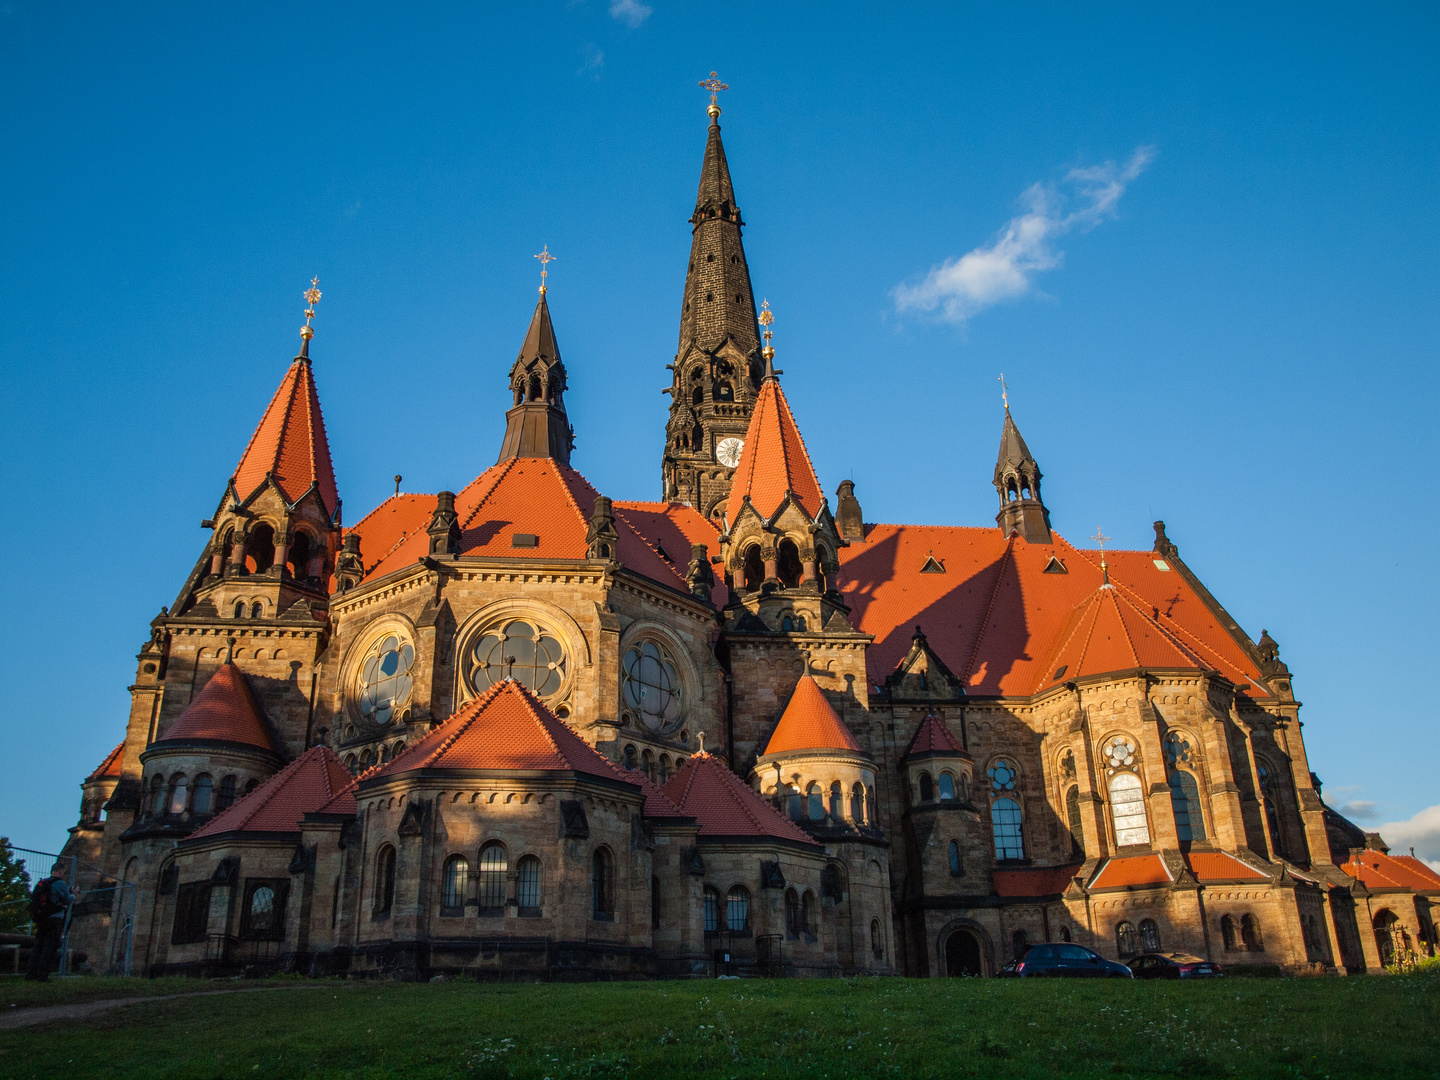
top-left (0, 984), bottom-right (324, 1030)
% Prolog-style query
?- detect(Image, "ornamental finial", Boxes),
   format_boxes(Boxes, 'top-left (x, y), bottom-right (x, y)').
top-left (300, 276), bottom-right (321, 344)
top-left (1090, 526), bottom-right (1112, 585)
top-left (534, 245), bottom-right (556, 294)
top-left (999, 373), bottom-right (1009, 412)
top-left (699, 70), bottom-right (728, 120)
top-left (758, 300), bottom-right (781, 380)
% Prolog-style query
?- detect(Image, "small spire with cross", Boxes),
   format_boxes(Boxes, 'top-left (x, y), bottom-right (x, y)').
top-left (998, 373), bottom-right (1009, 412)
top-left (299, 276), bottom-right (321, 353)
top-left (758, 299), bottom-right (782, 379)
top-left (699, 70), bottom-right (728, 120)
top-left (1090, 526), bottom-right (1112, 585)
top-left (534, 245), bottom-right (555, 294)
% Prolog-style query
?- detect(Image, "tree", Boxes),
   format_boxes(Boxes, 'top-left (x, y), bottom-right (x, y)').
top-left (0, 838), bottom-right (34, 933)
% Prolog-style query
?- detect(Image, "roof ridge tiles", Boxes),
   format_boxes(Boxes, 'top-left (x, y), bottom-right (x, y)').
top-left (960, 534), bottom-right (1016, 685)
top-left (458, 457), bottom-right (522, 532)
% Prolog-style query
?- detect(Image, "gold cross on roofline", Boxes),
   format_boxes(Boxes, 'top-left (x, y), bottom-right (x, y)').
top-left (998, 373), bottom-right (1009, 412)
top-left (534, 246), bottom-right (555, 294)
top-left (1090, 527), bottom-right (1111, 554)
top-left (699, 70), bottom-right (729, 106)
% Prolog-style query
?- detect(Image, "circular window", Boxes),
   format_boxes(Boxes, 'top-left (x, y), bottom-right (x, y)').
top-left (623, 641), bottom-right (683, 732)
top-left (1103, 737), bottom-right (1137, 768)
top-left (469, 621), bottom-right (566, 697)
top-left (988, 759), bottom-right (1017, 793)
top-left (358, 634), bottom-right (415, 726)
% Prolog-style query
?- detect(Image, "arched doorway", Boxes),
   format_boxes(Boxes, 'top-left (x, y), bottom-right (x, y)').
top-left (1373, 909), bottom-right (1408, 967)
top-left (945, 929), bottom-right (983, 976)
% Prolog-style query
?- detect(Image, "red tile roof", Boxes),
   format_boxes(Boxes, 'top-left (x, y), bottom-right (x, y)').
top-left (763, 676), bottom-right (861, 755)
top-left (904, 715), bottom-right (965, 758)
top-left (190, 746), bottom-right (353, 838)
top-left (837, 525), bottom-right (1266, 695)
top-left (1089, 853), bottom-right (1172, 889)
top-left (604, 758), bottom-right (688, 819)
top-left (1185, 851), bottom-right (1270, 882)
top-left (613, 500), bottom-right (727, 606)
top-left (1341, 849), bottom-right (1440, 891)
top-left (231, 357), bottom-right (338, 517)
top-left (369, 679), bottom-right (638, 785)
top-left (661, 753), bottom-right (819, 846)
top-left (348, 460), bottom-right (685, 596)
top-left (725, 378), bottom-right (824, 524)
top-left (86, 742), bottom-right (124, 782)
top-left (156, 663), bottom-right (279, 754)
top-left (1037, 584), bottom-right (1204, 692)
top-left (993, 863), bottom-right (1083, 898)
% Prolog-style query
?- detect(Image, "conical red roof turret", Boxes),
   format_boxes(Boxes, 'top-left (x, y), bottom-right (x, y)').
top-left (763, 676), bottom-right (860, 755)
top-left (725, 376), bottom-right (824, 524)
top-left (155, 662), bottom-right (280, 754)
top-left (231, 351), bottom-right (339, 517)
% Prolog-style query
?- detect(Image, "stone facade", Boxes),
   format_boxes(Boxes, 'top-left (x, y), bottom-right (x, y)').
top-left (58, 102), bottom-right (1440, 982)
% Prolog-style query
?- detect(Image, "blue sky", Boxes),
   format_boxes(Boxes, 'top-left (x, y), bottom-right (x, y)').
top-left (1, 2), bottom-right (1436, 860)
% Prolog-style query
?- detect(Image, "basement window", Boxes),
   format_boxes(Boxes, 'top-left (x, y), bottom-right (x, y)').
top-left (512, 533), bottom-right (539, 548)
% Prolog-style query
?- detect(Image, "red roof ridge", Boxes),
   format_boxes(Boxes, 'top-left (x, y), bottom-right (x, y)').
top-left (345, 494), bottom-right (435, 574)
top-left (763, 676), bottom-right (861, 755)
top-left (556, 467), bottom-right (687, 589)
top-left (190, 745), bottom-right (351, 838)
top-left (457, 457), bottom-right (523, 533)
top-left (1105, 588), bottom-right (1144, 669)
top-left (903, 714), bottom-right (965, 757)
top-left (86, 742), bottom-right (125, 782)
top-left (661, 752), bottom-right (817, 845)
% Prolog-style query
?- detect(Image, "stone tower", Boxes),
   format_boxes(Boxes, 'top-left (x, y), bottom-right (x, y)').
top-left (661, 95), bottom-right (764, 519)
top-left (498, 287), bottom-right (572, 465)
top-left (993, 406), bottom-right (1052, 543)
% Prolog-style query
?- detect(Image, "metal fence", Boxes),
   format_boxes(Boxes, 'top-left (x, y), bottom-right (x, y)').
top-left (1, 845), bottom-right (138, 976)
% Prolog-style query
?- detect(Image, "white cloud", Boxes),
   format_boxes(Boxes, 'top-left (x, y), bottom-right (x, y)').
top-left (893, 147), bottom-right (1154, 325)
top-left (578, 43), bottom-right (604, 79)
top-left (1380, 803), bottom-right (1440, 871)
top-left (609, 0), bottom-right (652, 27)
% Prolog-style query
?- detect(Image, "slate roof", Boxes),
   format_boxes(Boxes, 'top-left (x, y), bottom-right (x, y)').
top-left (837, 525), bottom-right (1266, 695)
top-left (903, 715), bottom-right (966, 758)
top-left (155, 662), bottom-right (279, 754)
top-left (762, 676), bottom-right (861, 755)
top-left (661, 752), bottom-right (819, 846)
top-left (1089, 853), bottom-right (1172, 889)
top-left (368, 679), bottom-right (639, 785)
top-left (190, 746), bottom-right (353, 838)
top-left (346, 460), bottom-right (685, 595)
top-left (231, 355), bottom-right (338, 517)
top-left (86, 742), bottom-right (124, 782)
top-left (1185, 851), bottom-right (1270, 882)
top-left (725, 377), bottom-right (824, 524)
top-left (1341, 849), bottom-right (1440, 891)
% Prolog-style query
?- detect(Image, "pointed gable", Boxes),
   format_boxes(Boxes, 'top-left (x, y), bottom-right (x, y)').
top-left (725, 378), bottom-right (824, 524)
top-left (763, 676), bottom-right (861, 756)
top-left (189, 746), bottom-right (354, 838)
top-left (904, 715), bottom-right (965, 759)
top-left (661, 753), bottom-right (819, 846)
top-left (86, 742), bottom-right (125, 782)
top-left (369, 679), bottom-right (637, 784)
top-left (231, 357), bottom-right (339, 517)
top-left (156, 662), bottom-right (279, 754)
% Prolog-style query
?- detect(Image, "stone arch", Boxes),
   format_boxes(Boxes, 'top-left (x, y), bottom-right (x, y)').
top-left (937, 918), bottom-right (995, 977)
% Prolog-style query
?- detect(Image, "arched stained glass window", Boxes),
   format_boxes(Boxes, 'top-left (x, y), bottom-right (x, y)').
top-left (470, 621), bottom-right (566, 697)
top-left (1108, 772), bottom-right (1151, 846)
top-left (249, 885), bottom-right (276, 932)
top-left (1116, 920), bottom-right (1139, 958)
top-left (1169, 770), bottom-right (1206, 842)
top-left (938, 773), bottom-right (956, 800)
top-left (1221, 914), bottom-right (1239, 951)
top-left (517, 855), bottom-right (542, 910)
top-left (192, 775), bottom-right (213, 815)
top-left (1065, 785), bottom-right (1084, 855)
top-left (358, 634), bottom-right (415, 726)
top-left (948, 840), bottom-right (962, 877)
top-left (727, 886), bottom-right (750, 932)
top-left (168, 775), bottom-right (189, 816)
top-left (802, 891), bottom-right (817, 939)
top-left (850, 783), bottom-right (864, 823)
top-left (991, 796), bottom-right (1025, 861)
top-left (704, 886), bottom-right (721, 932)
top-left (374, 846), bottom-right (396, 916)
top-left (1140, 918), bottom-right (1162, 952)
top-left (478, 844), bottom-right (507, 911)
top-left (592, 849), bottom-right (613, 918)
top-left (988, 759), bottom-right (1017, 793)
top-left (787, 786), bottom-right (803, 821)
top-left (217, 775), bottom-right (237, 811)
top-left (442, 856), bottom-right (469, 911)
top-left (918, 773), bottom-right (934, 802)
top-left (622, 640), bottom-right (683, 731)
top-left (830, 782), bottom-right (843, 819)
top-left (1241, 914), bottom-right (1264, 952)
top-left (871, 918), bottom-right (884, 958)
top-left (807, 783), bottom-right (824, 820)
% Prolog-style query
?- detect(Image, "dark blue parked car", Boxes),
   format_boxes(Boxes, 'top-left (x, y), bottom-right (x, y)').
top-left (998, 942), bottom-right (1134, 978)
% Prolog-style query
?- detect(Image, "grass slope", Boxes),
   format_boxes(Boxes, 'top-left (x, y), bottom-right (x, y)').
top-left (1, 971), bottom-right (1436, 1079)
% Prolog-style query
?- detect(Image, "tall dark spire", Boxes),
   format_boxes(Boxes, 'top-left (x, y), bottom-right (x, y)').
top-left (993, 408), bottom-right (1051, 543)
top-left (498, 291), bottom-right (573, 465)
top-left (662, 96), bottom-right (765, 520)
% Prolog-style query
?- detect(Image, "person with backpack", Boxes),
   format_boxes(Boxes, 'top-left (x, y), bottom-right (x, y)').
top-left (25, 861), bottom-right (74, 982)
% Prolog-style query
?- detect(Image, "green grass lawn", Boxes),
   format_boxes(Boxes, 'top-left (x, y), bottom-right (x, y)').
top-left (0, 970), bottom-right (1435, 1079)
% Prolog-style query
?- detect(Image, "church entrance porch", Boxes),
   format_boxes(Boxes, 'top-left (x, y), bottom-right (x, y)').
top-left (945, 930), bottom-right (984, 977)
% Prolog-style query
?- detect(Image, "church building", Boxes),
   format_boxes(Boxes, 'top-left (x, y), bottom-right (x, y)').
top-left (61, 90), bottom-right (1439, 979)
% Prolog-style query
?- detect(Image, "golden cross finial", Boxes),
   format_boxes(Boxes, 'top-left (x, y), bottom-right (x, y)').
top-left (699, 70), bottom-right (728, 118)
top-left (1091, 526), bottom-right (1112, 584)
top-left (534, 245), bottom-right (555, 294)
top-left (999, 373), bottom-right (1009, 412)
top-left (300, 276), bottom-right (321, 342)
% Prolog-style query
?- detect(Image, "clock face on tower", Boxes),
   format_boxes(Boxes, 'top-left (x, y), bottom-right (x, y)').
top-left (715, 437), bottom-right (744, 468)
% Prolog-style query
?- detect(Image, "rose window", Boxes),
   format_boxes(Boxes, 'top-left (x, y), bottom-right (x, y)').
top-left (988, 759), bottom-right (1017, 793)
top-left (1163, 732), bottom-right (1192, 766)
top-left (358, 634), bottom-right (415, 726)
top-left (623, 641), bottom-right (683, 731)
top-left (1103, 737), bottom-right (1137, 769)
top-left (469, 621), bottom-right (566, 697)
